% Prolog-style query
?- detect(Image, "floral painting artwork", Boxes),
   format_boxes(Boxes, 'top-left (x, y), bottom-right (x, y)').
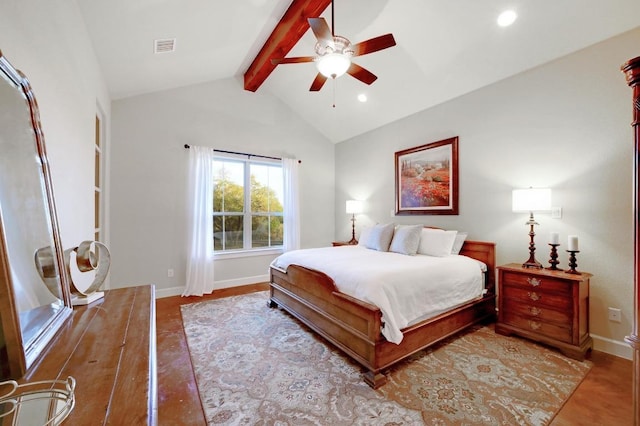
top-left (395, 137), bottom-right (459, 215)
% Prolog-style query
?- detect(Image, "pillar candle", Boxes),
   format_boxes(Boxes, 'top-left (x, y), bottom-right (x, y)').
top-left (568, 235), bottom-right (579, 251)
top-left (549, 232), bottom-right (559, 245)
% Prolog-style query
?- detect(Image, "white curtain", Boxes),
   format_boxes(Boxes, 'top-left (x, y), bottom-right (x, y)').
top-left (183, 146), bottom-right (215, 296)
top-left (282, 158), bottom-right (300, 252)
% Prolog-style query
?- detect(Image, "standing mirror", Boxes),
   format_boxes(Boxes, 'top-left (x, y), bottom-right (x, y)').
top-left (0, 51), bottom-right (72, 379)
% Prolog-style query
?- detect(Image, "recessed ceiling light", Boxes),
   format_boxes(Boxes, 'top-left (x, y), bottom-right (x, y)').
top-left (358, 94), bottom-right (367, 102)
top-left (497, 10), bottom-right (517, 27)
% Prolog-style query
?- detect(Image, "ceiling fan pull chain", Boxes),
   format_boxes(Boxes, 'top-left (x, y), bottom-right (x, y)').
top-left (332, 78), bottom-right (336, 108)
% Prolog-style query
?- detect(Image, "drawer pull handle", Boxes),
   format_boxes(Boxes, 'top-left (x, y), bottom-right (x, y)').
top-left (527, 277), bottom-right (541, 287)
top-left (529, 320), bottom-right (542, 330)
top-left (528, 291), bottom-right (540, 301)
top-left (530, 306), bottom-right (542, 316)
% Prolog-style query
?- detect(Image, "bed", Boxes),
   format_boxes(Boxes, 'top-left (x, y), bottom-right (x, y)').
top-left (268, 232), bottom-right (496, 389)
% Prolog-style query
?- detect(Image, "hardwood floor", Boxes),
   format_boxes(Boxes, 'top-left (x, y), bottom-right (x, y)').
top-left (156, 284), bottom-right (632, 425)
top-left (156, 284), bottom-right (269, 425)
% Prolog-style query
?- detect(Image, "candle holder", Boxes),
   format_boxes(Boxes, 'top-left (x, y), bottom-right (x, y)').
top-left (566, 250), bottom-right (581, 274)
top-left (546, 244), bottom-right (562, 271)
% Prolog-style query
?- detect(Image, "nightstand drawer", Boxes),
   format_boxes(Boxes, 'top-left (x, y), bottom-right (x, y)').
top-left (502, 302), bottom-right (571, 325)
top-left (502, 285), bottom-right (573, 310)
top-left (502, 312), bottom-right (572, 343)
top-left (501, 271), bottom-right (570, 294)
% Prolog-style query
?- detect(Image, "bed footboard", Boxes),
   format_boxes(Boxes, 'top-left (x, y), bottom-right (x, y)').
top-left (269, 266), bottom-right (383, 374)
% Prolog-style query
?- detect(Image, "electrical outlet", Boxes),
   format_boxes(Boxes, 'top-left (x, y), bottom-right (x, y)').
top-left (167, 268), bottom-right (174, 278)
top-left (608, 307), bottom-right (622, 323)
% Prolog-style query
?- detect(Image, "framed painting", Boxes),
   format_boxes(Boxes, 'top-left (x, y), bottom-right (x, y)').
top-left (395, 136), bottom-right (459, 215)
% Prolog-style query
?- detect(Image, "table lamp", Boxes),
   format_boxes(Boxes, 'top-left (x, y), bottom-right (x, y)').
top-left (512, 188), bottom-right (551, 268)
top-left (345, 200), bottom-right (363, 245)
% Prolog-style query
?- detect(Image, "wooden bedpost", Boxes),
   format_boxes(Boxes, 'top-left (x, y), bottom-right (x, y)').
top-left (622, 55), bottom-right (640, 426)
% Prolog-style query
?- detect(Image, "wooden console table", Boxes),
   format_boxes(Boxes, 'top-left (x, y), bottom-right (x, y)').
top-left (20, 285), bottom-right (157, 425)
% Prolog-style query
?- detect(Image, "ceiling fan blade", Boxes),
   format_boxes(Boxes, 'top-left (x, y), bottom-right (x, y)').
top-left (271, 56), bottom-right (316, 65)
top-left (347, 63), bottom-right (377, 85)
top-left (308, 18), bottom-right (334, 48)
top-left (352, 34), bottom-right (396, 57)
top-left (309, 73), bottom-right (328, 91)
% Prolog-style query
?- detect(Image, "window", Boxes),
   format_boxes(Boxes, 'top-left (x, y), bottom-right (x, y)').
top-left (213, 156), bottom-right (284, 252)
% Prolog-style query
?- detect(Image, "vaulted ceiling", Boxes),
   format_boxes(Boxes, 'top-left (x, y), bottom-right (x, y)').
top-left (77, 0), bottom-right (640, 143)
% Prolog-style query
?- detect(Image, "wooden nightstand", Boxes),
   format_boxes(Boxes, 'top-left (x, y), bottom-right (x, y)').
top-left (332, 241), bottom-right (357, 247)
top-left (495, 263), bottom-right (592, 360)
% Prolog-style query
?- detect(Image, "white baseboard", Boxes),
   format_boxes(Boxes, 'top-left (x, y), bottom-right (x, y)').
top-left (154, 274), bottom-right (270, 299)
top-left (591, 333), bottom-right (633, 360)
top-left (155, 286), bottom-right (184, 298)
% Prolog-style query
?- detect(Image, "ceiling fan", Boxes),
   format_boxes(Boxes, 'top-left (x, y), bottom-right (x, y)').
top-left (271, 1), bottom-right (396, 92)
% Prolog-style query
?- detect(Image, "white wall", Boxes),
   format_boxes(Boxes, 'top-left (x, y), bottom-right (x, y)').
top-left (0, 1), bottom-right (111, 277)
top-left (335, 28), bottom-right (640, 358)
top-left (110, 78), bottom-right (335, 297)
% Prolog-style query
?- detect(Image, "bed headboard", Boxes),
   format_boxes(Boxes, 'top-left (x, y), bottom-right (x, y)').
top-left (459, 240), bottom-right (496, 293)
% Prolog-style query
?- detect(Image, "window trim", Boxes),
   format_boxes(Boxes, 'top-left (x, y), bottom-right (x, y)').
top-left (213, 247), bottom-right (283, 260)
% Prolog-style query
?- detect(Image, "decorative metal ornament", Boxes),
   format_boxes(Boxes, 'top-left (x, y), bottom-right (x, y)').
top-left (34, 246), bottom-right (63, 298)
top-left (63, 241), bottom-right (111, 305)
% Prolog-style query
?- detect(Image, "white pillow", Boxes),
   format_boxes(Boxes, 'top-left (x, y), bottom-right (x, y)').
top-left (418, 228), bottom-right (457, 257)
top-left (389, 225), bottom-right (423, 255)
top-left (364, 223), bottom-right (395, 252)
top-left (451, 232), bottom-right (468, 255)
top-left (358, 225), bottom-right (373, 247)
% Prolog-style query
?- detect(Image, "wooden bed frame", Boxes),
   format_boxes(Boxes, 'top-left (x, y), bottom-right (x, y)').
top-left (268, 240), bottom-right (496, 388)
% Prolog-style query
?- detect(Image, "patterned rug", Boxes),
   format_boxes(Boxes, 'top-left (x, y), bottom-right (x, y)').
top-left (180, 291), bottom-right (592, 425)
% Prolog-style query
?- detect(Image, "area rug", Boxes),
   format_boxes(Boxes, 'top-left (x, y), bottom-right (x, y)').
top-left (180, 291), bottom-right (592, 425)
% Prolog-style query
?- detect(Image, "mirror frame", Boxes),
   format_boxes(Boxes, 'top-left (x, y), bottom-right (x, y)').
top-left (0, 50), bottom-right (72, 379)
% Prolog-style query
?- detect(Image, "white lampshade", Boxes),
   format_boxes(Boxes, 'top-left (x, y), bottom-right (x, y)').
top-left (316, 53), bottom-right (351, 78)
top-left (512, 188), bottom-right (552, 212)
top-left (345, 200), bottom-right (363, 214)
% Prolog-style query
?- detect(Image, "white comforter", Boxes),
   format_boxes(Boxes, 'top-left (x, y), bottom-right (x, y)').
top-left (270, 245), bottom-right (485, 344)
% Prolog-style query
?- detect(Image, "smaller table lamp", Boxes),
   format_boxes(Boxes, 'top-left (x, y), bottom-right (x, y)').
top-left (346, 200), bottom-right (363, 245)
top-left (512, 188), bottom-right (551, 268)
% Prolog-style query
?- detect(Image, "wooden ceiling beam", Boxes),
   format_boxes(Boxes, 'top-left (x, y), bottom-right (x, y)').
top-left (244, 0), bottom-right (331, 92)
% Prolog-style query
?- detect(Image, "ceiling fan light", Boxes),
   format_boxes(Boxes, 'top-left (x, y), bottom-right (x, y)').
top-left (316, 53), bottom-right (351, 78)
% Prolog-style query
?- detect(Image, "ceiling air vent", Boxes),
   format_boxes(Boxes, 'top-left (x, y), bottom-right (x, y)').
top-left (154, 38), bottom-right (176, 54)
